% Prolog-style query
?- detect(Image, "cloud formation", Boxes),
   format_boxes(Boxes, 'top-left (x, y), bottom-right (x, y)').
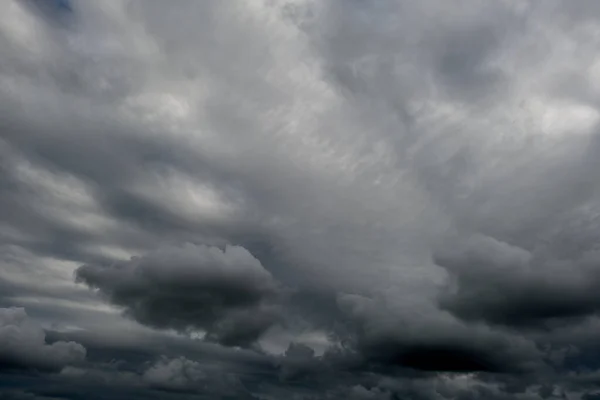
top-left (435, 235), bottom-right (600, 328)
top-left (0, 308), bottom-right (85, 372)
top-left (3, 0), bottom-right (600, 398)
top-left (76, 244), bottom-right (282, 346)
top-left (336, 292), bottom-right (542, 374)
top-left (142, 357), bottom-right (206, 391)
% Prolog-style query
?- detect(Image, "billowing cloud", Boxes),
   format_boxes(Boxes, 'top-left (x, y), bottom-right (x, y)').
top-left (142, 357), bottom-right (206, 391)
top-left (0, 307), bottom-right (85, 372)
top-left (435, 234), bottom-right (600, 328)
top-left (3, 0), bottom-right (600, 398)
top-left (140, 356), bottom-right (260, 397)
top-left (75, 243), bottom-right (282, 346)
top-left (336, 293), bottom-right (542, 374)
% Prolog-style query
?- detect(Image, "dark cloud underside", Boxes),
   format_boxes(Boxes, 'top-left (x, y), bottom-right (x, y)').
top-left (2, 0), bottom-right (600, 399)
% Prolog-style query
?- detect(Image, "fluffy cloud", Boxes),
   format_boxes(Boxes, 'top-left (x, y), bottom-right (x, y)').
top-left (75, 243), bottom-right (282, 346)
top-left (0, 307), bottom-right (85, 372)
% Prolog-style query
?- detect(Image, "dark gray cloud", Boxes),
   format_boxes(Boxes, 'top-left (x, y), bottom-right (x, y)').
top-left (0, 308), bottom-right (85, 372)
top-left (2, 0), bottom-right (600, 398)
top-left (435, 234), bottom-right (600, 328)
top-left (335, 293), bottom-right (543, 374)
top-left (142, 357), bottom-right (207, 391)
top-left (75, 243), bottom-right (282, 346)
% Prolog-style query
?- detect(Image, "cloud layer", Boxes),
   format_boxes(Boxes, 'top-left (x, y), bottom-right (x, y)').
top-left (2, 0), bottom-right (600, 398)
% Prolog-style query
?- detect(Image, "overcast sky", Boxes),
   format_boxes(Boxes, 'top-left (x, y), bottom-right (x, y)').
top-left (2, 0), bottom-right (600, 399)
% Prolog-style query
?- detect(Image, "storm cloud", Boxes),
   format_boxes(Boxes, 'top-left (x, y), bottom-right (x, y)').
top-left (435, 235), bottom-right (600, 328)
top-left (2, 0), bottom-right (600, 398)
top-left (0, 308), bottom-right (85, 372)
top-left (75, 243), bottom-right (282, 346)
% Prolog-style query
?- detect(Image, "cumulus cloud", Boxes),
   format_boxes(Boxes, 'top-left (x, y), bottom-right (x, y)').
top-left (347, 386), bottom-right (392, 400)
top-left (142, 357), bottom-right (206, 391)
top-left (75, 243), bottom-right (282, 346)
top-left (3, 0), bottom-right (600, 398)
top-left (277, 342), bottom-right (320, 381)
top-left (0, 307), bottom-right (85, 372)
top-left (140, 356), bottom-right (256, 397)
top-left (435, 234), bottom-right (600, 328)
top-left (336, 293), bottom-right (542, 374)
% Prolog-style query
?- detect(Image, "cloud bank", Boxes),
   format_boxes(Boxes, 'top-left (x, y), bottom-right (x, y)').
top-left (2, 0), bottom-right (600, 398)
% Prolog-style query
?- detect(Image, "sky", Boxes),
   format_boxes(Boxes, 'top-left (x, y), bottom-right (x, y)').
top-left (2, 0), bottom-right (600, 399)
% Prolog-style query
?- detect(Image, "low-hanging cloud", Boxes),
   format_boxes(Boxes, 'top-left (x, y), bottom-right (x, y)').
top-left (336, 293), bottom-right (542, 374)
top-left (0, 307), bottom-right (85, 372)
top-left (4, 0), bottom-right (600, 398)
top-left (75, 243), bottom-right (282, 346)
top-left (435, 234), bottom-right (600, 328)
